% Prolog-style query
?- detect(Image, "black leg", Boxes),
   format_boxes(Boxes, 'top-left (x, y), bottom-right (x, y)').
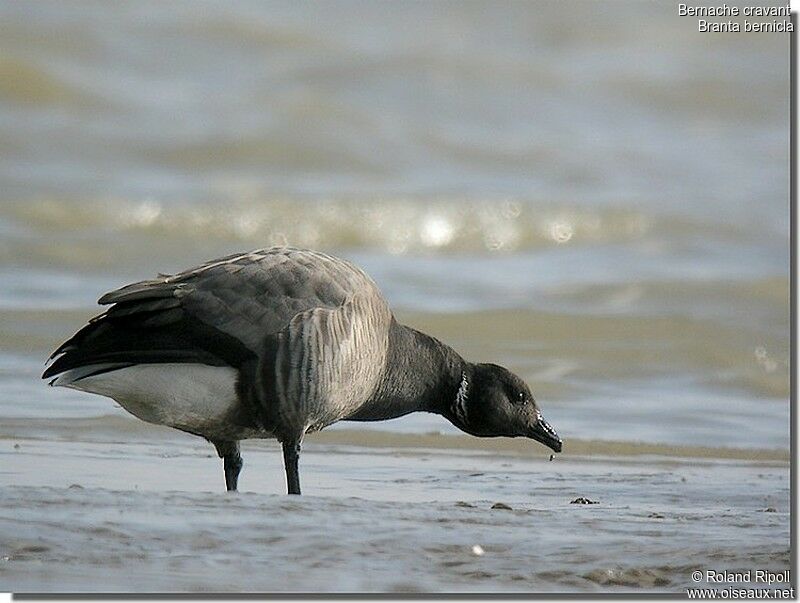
top-left (213, 440), bottom-right (242, 492)
top-left (282, 440), bottom-right (301, 495)
top-left (223, 452), bottom-right (243, 491)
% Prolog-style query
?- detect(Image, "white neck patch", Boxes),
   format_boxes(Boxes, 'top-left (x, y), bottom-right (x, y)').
top-left (452, 371), bottom-right (469, 425)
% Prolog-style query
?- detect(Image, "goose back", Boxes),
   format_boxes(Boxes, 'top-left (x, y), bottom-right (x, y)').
top-left (45, 248), bottom-right (384, 374)
top-left (101, 247), bottom-right (382, 354)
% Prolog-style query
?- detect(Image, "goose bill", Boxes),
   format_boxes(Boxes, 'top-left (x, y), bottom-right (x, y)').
top-left (529, 415), bottom-right (562, 453)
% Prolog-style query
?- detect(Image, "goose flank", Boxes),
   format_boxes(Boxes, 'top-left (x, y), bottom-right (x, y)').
top-left (43, 247), bottom-right (562, 495)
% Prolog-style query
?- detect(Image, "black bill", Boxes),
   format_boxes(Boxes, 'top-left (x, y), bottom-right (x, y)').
top-left (529, 413), bottom-right (562, 453)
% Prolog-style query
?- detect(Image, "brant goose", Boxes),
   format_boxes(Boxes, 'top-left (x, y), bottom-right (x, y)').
top-left (43, 247), bottom-right (562, 494)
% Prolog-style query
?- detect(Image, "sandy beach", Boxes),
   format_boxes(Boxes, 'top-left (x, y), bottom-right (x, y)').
top-left (1, 417), bottom-right (790, 593)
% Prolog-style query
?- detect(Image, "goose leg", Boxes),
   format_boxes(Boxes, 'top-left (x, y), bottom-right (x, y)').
top-left (213, 440), bottom-right (243, 492)
top-left (282, 440), bottom-right (302, 495)
top-left (224, 451), bottom-right (244, 492)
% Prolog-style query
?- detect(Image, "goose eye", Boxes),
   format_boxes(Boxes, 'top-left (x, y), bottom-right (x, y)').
top-left (517, 391), bottom-right (526, 403)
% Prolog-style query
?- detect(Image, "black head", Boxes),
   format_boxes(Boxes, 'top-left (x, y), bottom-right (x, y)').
top-left (448, 363), bottom-right (562, 453)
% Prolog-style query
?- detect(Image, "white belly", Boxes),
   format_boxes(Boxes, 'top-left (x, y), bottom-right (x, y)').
top-left (57, 363), bottom-right (242, 434)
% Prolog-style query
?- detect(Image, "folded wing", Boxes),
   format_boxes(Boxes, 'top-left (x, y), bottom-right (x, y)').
top-left (43, 248), bottom-right (383, 384)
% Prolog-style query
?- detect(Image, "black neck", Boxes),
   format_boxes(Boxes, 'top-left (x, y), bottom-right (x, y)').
top-left (346, 319), bottom-right (470, 422)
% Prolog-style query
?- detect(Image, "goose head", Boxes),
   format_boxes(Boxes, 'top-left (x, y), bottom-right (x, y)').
top-left (449, 363), bottom-right (562, 453)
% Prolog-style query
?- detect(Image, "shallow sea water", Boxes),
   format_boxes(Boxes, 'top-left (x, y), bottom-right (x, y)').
top-left (0, 1), bottom-right (789, 448)
top-left (0, 0), bottom-right (790, 450)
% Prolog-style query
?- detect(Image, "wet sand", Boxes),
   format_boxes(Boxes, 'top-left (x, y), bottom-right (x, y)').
top-left (0, 419), bottom-right (790, 593)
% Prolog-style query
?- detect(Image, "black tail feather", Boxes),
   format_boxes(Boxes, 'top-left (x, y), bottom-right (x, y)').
top-left (43, 300), bottom-right (253, 382)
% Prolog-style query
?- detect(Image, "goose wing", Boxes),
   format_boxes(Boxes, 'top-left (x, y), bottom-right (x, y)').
top-left (43, 247), bottom-right (388, 380)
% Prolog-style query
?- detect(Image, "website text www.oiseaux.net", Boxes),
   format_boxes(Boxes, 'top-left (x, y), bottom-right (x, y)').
top-left (686, 570), bottom-right (793, 599)
top-left (686, 587), bottom-right (795, 599)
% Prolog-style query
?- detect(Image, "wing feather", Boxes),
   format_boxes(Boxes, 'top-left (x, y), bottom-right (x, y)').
top-left (43, 248), bottom-right (390, 393)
